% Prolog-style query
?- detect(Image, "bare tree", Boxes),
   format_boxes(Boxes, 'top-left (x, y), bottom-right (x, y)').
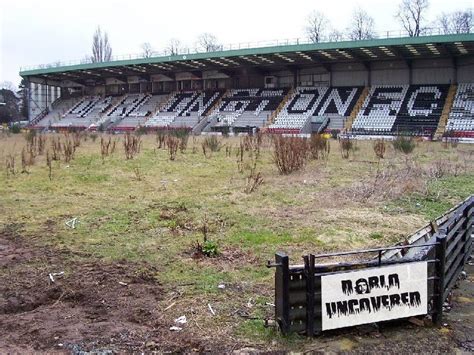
top-left (141, 42), bottom-right (154, 58)
top-left (166, 38), bottom-right (182, 55)
top-left (196, 33), bottom-right (222, 52)
top-left (348, 7), bottom-right (376, 40)
top-left (91, 26), bottom-right (113, 63)
top-left (305, 11), bottom-right (329, 43)
top-left (437, 9), bottom-right (473, 34)
top-left (438, 12), bottom-right (451, 34)
top-left (451, 10), bottom-right (473, 33)
top-left (396, 0), bottom-right (429, 37)
top-left (328, 29), bottom-right (345, 42)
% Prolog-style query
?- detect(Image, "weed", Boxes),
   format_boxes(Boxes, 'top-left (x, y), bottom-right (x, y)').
top-left (46, 151), bottom-right (53, 180)
top-left (5, 154), bottom-right (15, 176)
top-left (89, 133), bottom-right (98, 142)
top-left (373, 139), bottom-right (386, 159)
top-left (166, 136), bottom-right (180, 161)
top-left (393, 136), bottom-right (415, 154)
top-left (63, 134), bottom-right (76, 163)
top-left (339, 138), bottom-right (353, 159)
top-left (123, 133), bottom-right (141, 159)
top-left (202, 136), bottom-right (222, 158)
top-left (309, 134), bottom-right (330, 160)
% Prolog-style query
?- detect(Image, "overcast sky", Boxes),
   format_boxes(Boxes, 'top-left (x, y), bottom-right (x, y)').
top-left (1, 0), bottom-right (472, 88)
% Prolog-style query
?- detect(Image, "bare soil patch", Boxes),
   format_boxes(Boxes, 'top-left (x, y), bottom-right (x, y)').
top-left (0, 229), bottom-right (235, 353)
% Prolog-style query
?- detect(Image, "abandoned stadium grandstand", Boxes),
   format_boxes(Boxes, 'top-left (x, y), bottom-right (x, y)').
top-left (20, 33), bottom-right (474, 139)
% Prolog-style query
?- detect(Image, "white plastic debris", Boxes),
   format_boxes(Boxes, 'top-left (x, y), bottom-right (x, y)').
top-left (118, 281), bottom-right (128, 286)
top-left (174, 315), bottom-right (187, 324)
top-left (217, 284), bottom-right (226, 289)
top-left (65, 218), bottom-right (79, 229)
top-left (208, 303), bottom-right (216, 316)
top-left (48, 271), bottom-right (64, 283)
top-left (169, 326), bottom-right (182, 331)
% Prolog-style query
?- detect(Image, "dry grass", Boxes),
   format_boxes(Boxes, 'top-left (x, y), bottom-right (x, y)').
top-left (0, 131), bottom-right (473, 348)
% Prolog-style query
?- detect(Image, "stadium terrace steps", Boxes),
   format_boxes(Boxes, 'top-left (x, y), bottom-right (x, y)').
top-left (434, 84), bottom-right (457, 139)
top-left (268, 88), bottom-right (294, 125)
top-left (345, 87), bottom-right (369, 130)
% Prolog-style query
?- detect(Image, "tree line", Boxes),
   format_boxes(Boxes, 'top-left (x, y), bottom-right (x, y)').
top-left (305, 0), bottom-right (472, 42)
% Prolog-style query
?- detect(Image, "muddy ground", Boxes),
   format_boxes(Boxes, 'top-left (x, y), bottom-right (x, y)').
top-left (1, 228), bottom-right (473, 354)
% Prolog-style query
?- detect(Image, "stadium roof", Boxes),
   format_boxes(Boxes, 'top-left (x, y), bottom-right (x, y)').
top-left (20, 33), bottom-right (474, 85)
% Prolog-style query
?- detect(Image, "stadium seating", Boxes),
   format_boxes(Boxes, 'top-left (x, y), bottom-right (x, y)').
top-left (52, 96), bottom-right (113, 129)
top-left (351, 85), bottom-right (448, 136)
top-left (34, 97), bottom-right (79, 128)
top-left (204, 89), bottom-right (288, 133)
top-left (352, 85), bottom-right (408, 133)
top-left (316, 87), bottom-right (363, 130)
top-left (146, 90), bottom-right (223, 129)
top-left (30, 83), bottom-right (474, 138)
top-left (392, 85), bottom-right (449, 135)
top-left (268, 87), bottom-right (328, 134)
top-left (446, 83), bottom-right (474, 137)
top-left (113, 94), bottom-right (168, 130)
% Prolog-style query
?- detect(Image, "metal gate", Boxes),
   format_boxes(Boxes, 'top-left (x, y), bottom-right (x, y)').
top-left (268, 195), bottom-right (473, 335)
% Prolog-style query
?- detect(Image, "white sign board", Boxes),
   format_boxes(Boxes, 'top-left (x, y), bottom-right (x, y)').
top-left (321, 261), bottom-right (427, 331)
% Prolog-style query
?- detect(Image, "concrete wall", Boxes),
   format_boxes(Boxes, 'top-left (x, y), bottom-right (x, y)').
top-left (371, 61), bottom-right (410, 85)
top-left (457, 56), bottom-right (474, 83)
top-left (411, 58), bottom-right (455, 84)
top-left (331, 63), bottom-right (368, 86)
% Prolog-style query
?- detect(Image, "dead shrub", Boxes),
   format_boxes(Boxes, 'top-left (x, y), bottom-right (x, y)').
top-left (339, 138), bottom-right (353, 159)
top-left (309, 134), bottom-right (330, 160)
top-left (21, 146), bottom-right (35, 173)
top-left (373, 139), bottom-right (386, 159)
top-left (244, 167), bottom-right (263, 194)
top-left (133, 166), bottom-right (144, 181)
top-left (202, 136), bottom-right (222, 158)
top-left (89, 133), bottom-right (98, 142)
top-left (63, 134), bottom-right (76, 163)
top-left (236, 136), bottom-right (264, 193)
top-left (100, 136), bottom-right (116, 163)
top-left (166, 136), bottom-right (180, 161)
top-left (51, 137), bottom-right (61, 161)
top-left (46, 151), bottom-right (53, 180)
top-left (5, 154), bottom-right (15, 177)
top-left (345, 161), bottom-right (425, 202)
top-left (37, 135), bottom-right (47, 155)
top-left (123, 133), bottom-right (141, 160)
top-left (72, 132), bottom-right (82, 148)
top-left (156, 130), bottom-right (166, 149)
top-left (273, 135), bottom-right (308, 174)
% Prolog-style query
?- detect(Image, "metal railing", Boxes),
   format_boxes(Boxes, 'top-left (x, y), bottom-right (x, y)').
top-left (19, 27), bottom-right (469, 72)
top-left (267, 195), bottom-right (473, 335)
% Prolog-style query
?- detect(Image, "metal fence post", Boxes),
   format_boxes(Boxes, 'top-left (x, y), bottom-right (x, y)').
top-left (274, 252), bottom-right (290, 334)
top-left (433, 233), bottom-right (447, 326)
top-left (304, 254), bottom-right (315, 336)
